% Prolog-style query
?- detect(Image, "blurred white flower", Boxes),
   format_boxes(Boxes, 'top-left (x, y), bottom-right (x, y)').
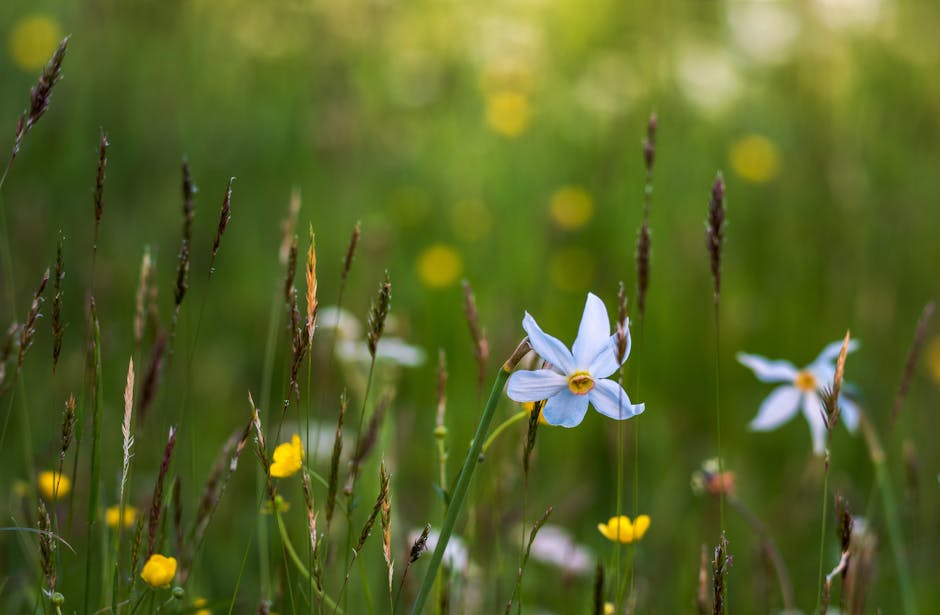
top-left (728, 3), bottom-right (800, 65)
top-left (318, 306), bottom-right (362, 340)
top-left (527, 525), bottom-right (593, 577)
top-left (738, 340), bottom-right (860, 455)
top-left (813, 0), bottom-right (886, 31)
top-left (337, 337), bottom-right (425, 367)
top-left (675, 45), bottom-right (741, 114)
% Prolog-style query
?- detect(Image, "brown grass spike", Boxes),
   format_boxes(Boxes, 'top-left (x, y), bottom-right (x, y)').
top-left (891, 301), bottom-right (935, 427)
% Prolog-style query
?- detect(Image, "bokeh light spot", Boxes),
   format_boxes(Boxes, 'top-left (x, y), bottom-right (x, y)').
top-left (550, 186), bottom-right (594, 230)
top-left (485, 91), bottom-right (531, 137)
top-left (9, 15), bottom-right (60, 71)
top-left (417, 244), bottom-right (463, 288)
top-left (729, 134), bottom-right (780, 183)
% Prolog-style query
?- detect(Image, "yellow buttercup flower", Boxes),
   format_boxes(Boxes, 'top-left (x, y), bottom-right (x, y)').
top-left (729, 134), bottom-right (780, 183)
top-left (598, 514), bottom-right (650, 544)
top-left (550, 186), bottom-right (594, 230)
top-left (485, 91), bottom-right (531, 137)
top-left (37, 470), bottom-right (70, 500)
top-left (106, 505), bottom-right (138, 529)
top-left (194, 597), bottom-right (211, 615)
top-left (523, 401), bottom-right (550, 425)
top-left (270, 434), bottom-right (303, 478)
top-left (140, 553), bottom-right (177, 588)
top-left (9, 15), bottom-right (61, 71)
top-left (417, 244), bottom-right (463, 288)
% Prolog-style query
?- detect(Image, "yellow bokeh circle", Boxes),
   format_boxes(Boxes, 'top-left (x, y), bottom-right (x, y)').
top-left (417, 244), bottom-right (463, 288)
top-left (729, 134), bottom-right (780, 183)
top-left (9, 15), bottom-right (60, 71)
top-left (550, 186), bottom-right (594, 230)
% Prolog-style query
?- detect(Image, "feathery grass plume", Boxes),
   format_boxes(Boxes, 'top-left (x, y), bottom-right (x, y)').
top-left (367, 271), bottom-right (392, 358)
top-left (434, 350), bottom-right (449, 491)
top-left (336, 465), bottom-right (389, 606)
top-left (51, 234), bottom-right (65, 372)
top-left (181, 159), bottom-right (197, 250)
top-left (139, 333), bottom-right (167, 422)
top-left (279, 189), bottom-right (301, 266)
top-left (172, 477), bottom-right (183, 558)
top-left (208, 177), bottom-right (234, 276)
top-left (522, 400), bottom-right (543, 481)
top-left (505, 506), bottom-right (553, 614)
top-left (184, 417), bottom-right (253, 582)
top-left (301, 470), bottom-right (318, 553)
top-left (0, 321), bottom-right (18, 392)
top-left (91, 129), bottom-right (108, 262)
top-left (283, 235), bottom-right (298, 305)
top-left (704, 174), bottom-right (726, 304)
top-left (616, 283), bottom-right (629, 363)
top-left (844, 518), bottom-right (876, 615)
top-left (697, 544), bottom-right (709, 615)
top-left (306, 225), bottom-right (318, 342)
top-left (56, 394), bottom-right (76, 482)
top-left (711, 533), bottom-right (731, 615)
top-left (248, 392), bottom-right (278, 503)
top-left (6, 36), bottom-right (69, 173)
top-left (461, 280), bottom-right (489, 390)
top-left (592, 563), bottom-right (605, 615)
top-left (396, 523), bottom-right (431, 609)
top-left (891, 301), bottom-right (935, 427)
top-left (133, 247), bottom-right (152, 347)
top-left (119, 359), bottom-right (135, 503)
top-left (636, 112), bottom-right (656, 319)
top-left (326, 392), bottom-right (347, 526)
top-left (17, 268), bottom-right (50, 369)
top-left (835, 494), bottom-right (853, 581)
top-left (341, 221), bottom-right (361, 284)
top-left (287, 287), bottom-right (310, 405)
top-left (147, 426), bottom-right (177, 556)
top-left (173, 234), bottom-right (190, 326)
top-left (130, 514), bottom-right (144, 590)
top-left (380, 462), bottom-right (394, 602)
top-left (345, 393), bottom-right (389, 495)
top-left (38, 500), bottom-right (56, 594)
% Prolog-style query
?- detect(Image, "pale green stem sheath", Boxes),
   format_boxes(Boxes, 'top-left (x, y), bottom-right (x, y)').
top-left (479, 410), bottom-right (528, 456)
top-left (410, 355), bottom-right (517, 615)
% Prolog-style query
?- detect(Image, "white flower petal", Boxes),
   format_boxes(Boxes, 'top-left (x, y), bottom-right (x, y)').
top-left (812, 339), bottom-right (860, 368)
top-left (589, 378), bottom-right (644, 420)
top-left (749, 385), bottom-right (801, 430)
top-left (802, 392), bottom-right (827, 455)
top-left (506, 370), bottom-right (567, 402)
top-left (588, 334), bottom-right (621, 379)
top-left (541, 389), bottom-right (590, 428)
top-left (523, 312), bottom-right (574, 374)
top-left (737, 352), bottom-right (799, 383)
top-left (839, 396), bottom-right (860, 432)
top-left (571, 293), bottom-right (611, 368)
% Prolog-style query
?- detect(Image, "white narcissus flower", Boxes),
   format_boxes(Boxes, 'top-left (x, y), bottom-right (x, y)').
top-left (738, 339), bottom-right (860, 455)
top-left (506, 293), bottom-right (644, 428)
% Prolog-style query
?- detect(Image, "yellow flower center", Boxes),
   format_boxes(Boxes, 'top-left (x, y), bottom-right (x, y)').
top-left (794, 370), bottom-right (817, 392)
top-left (567, 371), bottom-right (594, 395)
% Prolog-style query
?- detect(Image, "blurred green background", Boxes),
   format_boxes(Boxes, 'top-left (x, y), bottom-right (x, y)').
top-left (2, 0), bottom-right (940, 612)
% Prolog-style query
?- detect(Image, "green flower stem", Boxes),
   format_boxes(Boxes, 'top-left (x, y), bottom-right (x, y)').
top-left (479, 409), bottom-right (528, 457)
top-left (275, 511), bottom-right (342, 614)
top-left (859, 410), bottom-right (916, 615)
top-left (410, 365), bottom-right (512, 615)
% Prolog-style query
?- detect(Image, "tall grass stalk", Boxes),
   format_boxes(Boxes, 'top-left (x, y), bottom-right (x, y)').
top-left (410, 339), bottom-right (526, 615)
top-left (82, 300), bottom-right (103, 614)
top-left (705, 174), bottom-right (727, 534)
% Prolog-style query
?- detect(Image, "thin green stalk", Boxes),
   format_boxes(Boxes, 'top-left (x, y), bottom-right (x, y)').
top-left (479, 410), bottom-right (528, 457)
top-left (275, 511), bottom-right (343, 613)
top-left (410, 366), bottom-right (511, 615)
top-left (713, 307), bottom-right (726, 532)
top-left (814, 446), bottom-right (830, 614)
top-left (83, 308), bottom-right (103, 614)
